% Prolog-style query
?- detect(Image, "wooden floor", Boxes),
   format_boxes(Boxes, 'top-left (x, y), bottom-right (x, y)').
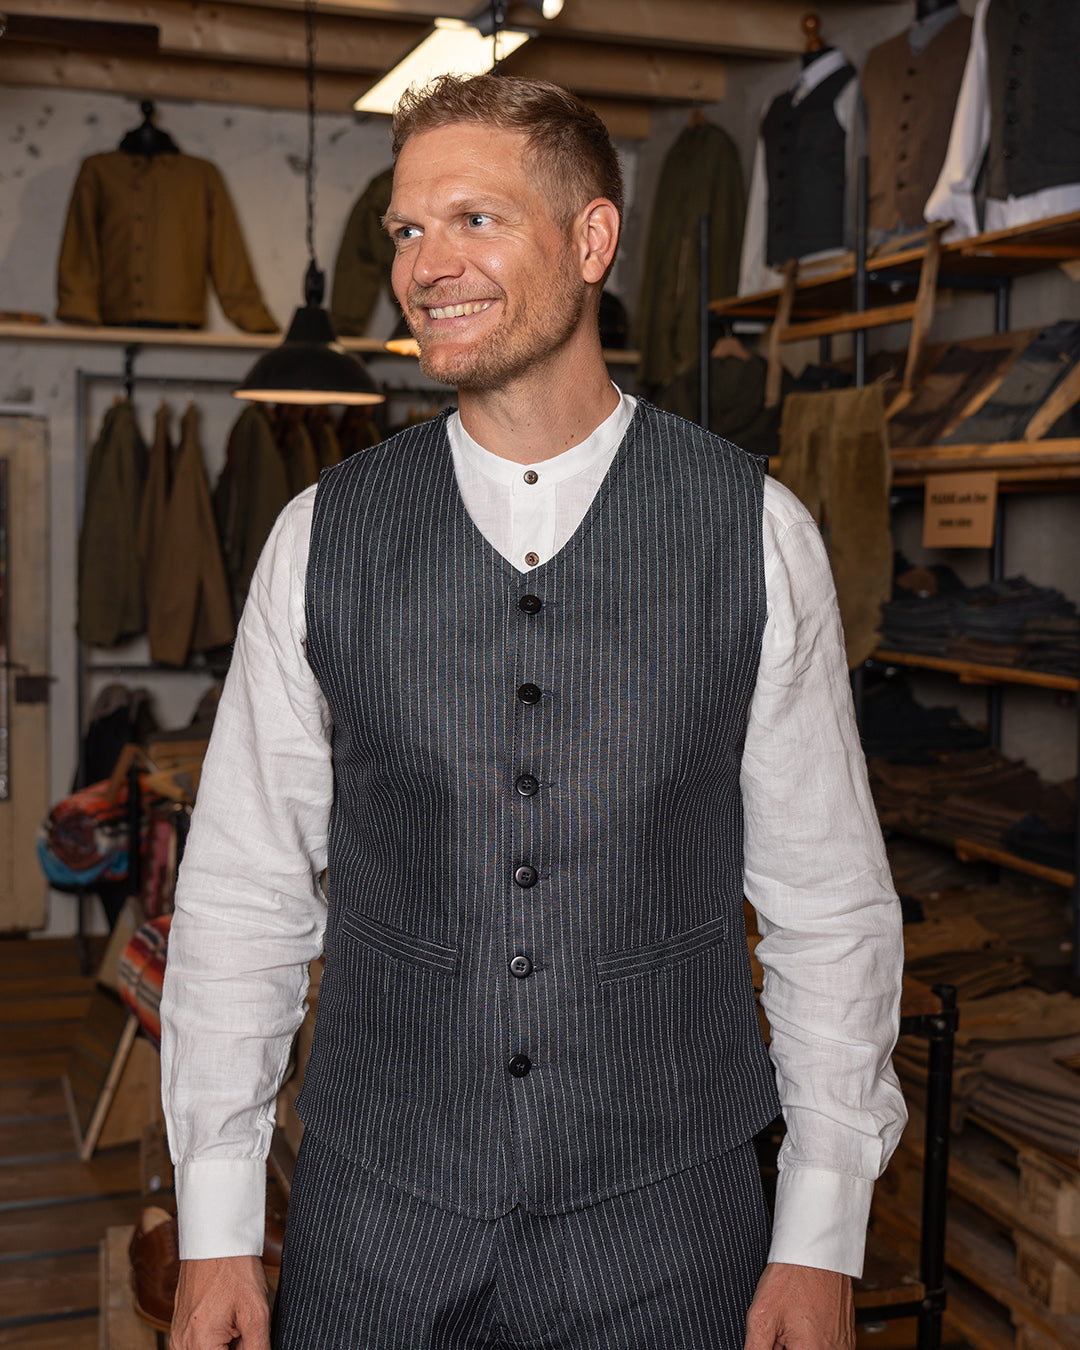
top-left (0, 936), bottom-right (148, 1348)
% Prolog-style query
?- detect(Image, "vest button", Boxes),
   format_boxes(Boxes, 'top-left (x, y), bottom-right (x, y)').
top-left (517, 682), bottom-right (542, 705)
top-left (515, 773), bottom-right (539, 797)
top-left (519, 594), bottom-right (542, 614)
top-left (509, 955), bottom-right (533, 978)
top-left (507, 1054), bottom-right (532, 1077)
top-left (514, 864), bottom-right (538, 888)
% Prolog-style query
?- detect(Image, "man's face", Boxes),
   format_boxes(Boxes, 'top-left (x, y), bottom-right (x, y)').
top-left (385, 123), bottom-right (588, 391)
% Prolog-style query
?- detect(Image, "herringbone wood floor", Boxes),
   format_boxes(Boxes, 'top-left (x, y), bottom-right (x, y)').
top-left (0, 936), bottom-right (147, 1347)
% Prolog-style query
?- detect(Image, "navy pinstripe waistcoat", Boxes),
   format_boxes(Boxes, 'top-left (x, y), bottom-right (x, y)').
top-left (299, 400), bottom-right (781, 1220)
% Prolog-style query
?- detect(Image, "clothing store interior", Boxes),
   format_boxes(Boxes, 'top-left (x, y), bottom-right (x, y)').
top-left (1, 0), bottom-right (1080, 1345)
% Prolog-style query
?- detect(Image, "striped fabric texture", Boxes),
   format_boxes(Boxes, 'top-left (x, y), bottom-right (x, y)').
top-left (300, 400), bottom-right (780, 1221)
top-left (273, 1128), bottom-right (770, 1349)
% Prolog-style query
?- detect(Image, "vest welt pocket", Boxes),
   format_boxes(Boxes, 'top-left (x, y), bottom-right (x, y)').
top-left (340, 910), bottom-right (459, 977)
top-left (594, 914), bottom-right (728, 983)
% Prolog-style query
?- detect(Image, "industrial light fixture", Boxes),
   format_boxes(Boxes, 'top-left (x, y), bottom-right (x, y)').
top-left (236, 0), bottom-right (383, 405)
top-left (354, 0), bottom-right (564, 117)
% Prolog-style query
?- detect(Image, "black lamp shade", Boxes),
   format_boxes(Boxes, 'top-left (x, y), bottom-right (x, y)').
top-left (234, 301), bottom-right (384, 405)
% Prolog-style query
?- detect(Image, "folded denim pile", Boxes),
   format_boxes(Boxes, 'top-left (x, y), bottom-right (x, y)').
top-left (869, 745), bottom-right (1075, 864)
top-left (879, 562), bottom-right (1080, 675)
top-left (861, 672), bottom-right (987, 764)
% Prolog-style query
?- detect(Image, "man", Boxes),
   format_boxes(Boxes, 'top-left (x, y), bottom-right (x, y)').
top-left (161, 74), bottom-right (905, 1350)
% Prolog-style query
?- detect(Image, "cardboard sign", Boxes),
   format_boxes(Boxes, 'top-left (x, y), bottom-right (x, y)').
top-left (923, 472), bottom-right (998, 549)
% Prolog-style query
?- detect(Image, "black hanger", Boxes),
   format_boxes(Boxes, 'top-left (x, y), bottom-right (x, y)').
top-left (119, 100), bottom-right (180, 158)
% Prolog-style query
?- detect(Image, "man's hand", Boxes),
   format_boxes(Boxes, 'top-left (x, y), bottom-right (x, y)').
top-left (744, 1262), bottom-right (854, 1350)
top-left (169, 1256), bottom-right (272, 1350)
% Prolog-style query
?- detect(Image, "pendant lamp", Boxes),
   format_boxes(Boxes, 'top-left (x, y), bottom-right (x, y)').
top-left (235, 0), bottom-right (384, 406)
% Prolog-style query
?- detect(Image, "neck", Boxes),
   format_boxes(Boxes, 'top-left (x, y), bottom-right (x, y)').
top-left (457, 332), bottom-right (617, 464)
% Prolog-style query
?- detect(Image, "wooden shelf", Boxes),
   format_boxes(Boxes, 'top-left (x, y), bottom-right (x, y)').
top-left (891, 438), bottom-right (1080, 484)
top-left (886, 825), bottom-right (1075, 890)
top-left (0, 319), bottom-right (641, 365)
top-left (871, 650), bottom-right (1079, 694)
top-left (710, 207), bottom-right (1080, 324)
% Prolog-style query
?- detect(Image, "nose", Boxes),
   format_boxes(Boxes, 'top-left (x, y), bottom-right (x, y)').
top-left (410, 227), bottom-right (466, 287)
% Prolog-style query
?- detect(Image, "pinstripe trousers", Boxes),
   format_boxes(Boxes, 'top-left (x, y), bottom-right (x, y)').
top-left (272, 1129), bottom-right (769, 1349)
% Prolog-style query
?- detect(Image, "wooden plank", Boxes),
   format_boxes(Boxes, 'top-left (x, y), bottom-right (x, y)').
top-left (0, 1078), bottom-right (68, 1120)
top-left (952, 838), bottom-right (1075, 889)
top-left (779, 301), bottom-right (918, 342)
top-left (0, 996), bottom-right (92, 1026)
top-left (1015, 1231), bottom-right (1080, 1314)
top-left (0, 1248), bottom-right (98, 1322)
top-left (854, 1231), bottom-right (923, 1309)
top-left (871, 650), bottom-right (1080, 694)
top-left (102, 1226), bottom-right (159, 1350)
top-left (765, 260), bottom-right (797, 409)
top-left (1020, 1153), bottom-right (1080, 1240)
top-left (506, 38), bottom-right (725, 103)
top-left (1024, 361), bottom-right (1080, 441)
top-left (0, 1053), bottom-right (69, 1084)
top-left (0, 1114), bottom-right (80, 1159)
top-left (0, 0), bottom-right (427, 71)
top-left (0, 938), bottom-right (102, 979)
top-left (210, 0), bottom-right (811, 57)
top-left (0, 975), bottom-right (97, 1001)
top-left (0, 1143), bottom-right (141, 1207)
top-left (0, 417), bottom-right (50, 933)
top-left (1, 1025), bottom-right (84, 1056)
top-left (0, 1315), bottom-right (98, 1348)
top-left (0, 1192), bottom-right (148, 1258)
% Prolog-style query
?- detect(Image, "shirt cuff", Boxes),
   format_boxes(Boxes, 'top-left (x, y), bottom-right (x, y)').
top-left (174, 1158), bottom-right (267, 1260)
top-left (767, 1167), bottom-right (873, 1278)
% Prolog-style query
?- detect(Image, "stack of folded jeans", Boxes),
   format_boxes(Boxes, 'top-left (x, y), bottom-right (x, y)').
top-left (869, 746), bottom-right (1074, 857)
top-left (861, 672), bottom-right (988, 764)
top-left (880, 570), bottom-right (1080, 675)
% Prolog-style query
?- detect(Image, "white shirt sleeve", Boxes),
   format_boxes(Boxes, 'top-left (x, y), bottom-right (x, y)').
top-left (738, 130), bottom-right (784, 297)
top-left (924, 0), bottom-right (989, 238)
top-left (159, 487), bottom-right (332, 1261)
top-left (743, 478), bottom-right (907, 1278)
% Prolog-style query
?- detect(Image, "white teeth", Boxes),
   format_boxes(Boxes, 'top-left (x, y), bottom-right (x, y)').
top-left (427, 301), bottom-right (492, 320)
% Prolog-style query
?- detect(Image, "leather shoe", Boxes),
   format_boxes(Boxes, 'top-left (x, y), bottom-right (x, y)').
top-left (129, 1205), bottom-right (178, 1332)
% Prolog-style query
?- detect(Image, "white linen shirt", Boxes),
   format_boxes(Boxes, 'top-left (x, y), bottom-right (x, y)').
top-left (160, 392), bottom-right (906, 1278)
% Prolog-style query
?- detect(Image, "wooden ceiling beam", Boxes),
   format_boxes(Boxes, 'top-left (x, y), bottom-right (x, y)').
top-left (0, 42), bottom-right (654, 136)
top-left (3, 0), bottom-right (427, 73)
top-left (506, 38), bottom-right (725, 104)
top-left (206, 0), bottom-right (809, 56)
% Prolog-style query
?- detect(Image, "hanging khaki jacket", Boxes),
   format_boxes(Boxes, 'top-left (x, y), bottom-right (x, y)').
top-left (78, 400), bottom-right (147, 646)
top-left (141, 405), bottom-right (235, 666)
top-left (57, 151), bottom-right (277, 332)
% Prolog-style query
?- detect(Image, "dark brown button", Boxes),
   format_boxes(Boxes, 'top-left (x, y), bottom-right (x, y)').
top-left (523, 470), bottom-right (539, 485)
top-left (507, 1054), bottom-right (531, 1077)
top-left (524, 551), bottom-right (540, 567)
top-left (515, 774), bottom-right (539, 797)
top-left (509, 955), bottom-right (533, 978)
top-left (514, 864), bottom-right (538, 888)
top-left (517, 683), bottom-right (541, 705)
top-left (519, 594), bottom-right (542, 614)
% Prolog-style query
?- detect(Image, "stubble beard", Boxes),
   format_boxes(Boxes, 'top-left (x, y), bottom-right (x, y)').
top-left (408, 256), bottom-right (588, 393)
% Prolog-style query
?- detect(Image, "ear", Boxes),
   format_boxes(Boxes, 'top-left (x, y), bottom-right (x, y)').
top-left (576, 199), bottom-right (620, 284)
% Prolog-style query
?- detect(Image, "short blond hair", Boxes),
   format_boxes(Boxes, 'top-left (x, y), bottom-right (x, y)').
top-left (391, 73), bottom-right (624, 228)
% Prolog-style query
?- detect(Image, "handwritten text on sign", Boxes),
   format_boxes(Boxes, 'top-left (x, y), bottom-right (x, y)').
top-left (923, 472), bottom-right (998, 549)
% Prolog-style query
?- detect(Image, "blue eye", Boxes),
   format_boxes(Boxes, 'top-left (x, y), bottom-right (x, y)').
top-left (394, 225), bottom-right (420, 242)
top-left (467, 214), bottom-right (491, 227)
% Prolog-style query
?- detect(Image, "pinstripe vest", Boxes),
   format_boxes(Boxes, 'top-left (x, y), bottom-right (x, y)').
top-left (299, 400), bottom-right (780, 1219)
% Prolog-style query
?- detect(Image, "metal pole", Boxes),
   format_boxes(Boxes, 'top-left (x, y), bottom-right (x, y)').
top-left (699, 213), bottom-right (711, 430)
top-left (918, 984), bottom-right (957, 1350)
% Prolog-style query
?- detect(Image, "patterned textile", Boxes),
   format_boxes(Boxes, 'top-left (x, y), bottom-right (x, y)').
top-left (118, 916), bottom-right (172, 1046)
top-left (36, 776), bottom-right (136, 888)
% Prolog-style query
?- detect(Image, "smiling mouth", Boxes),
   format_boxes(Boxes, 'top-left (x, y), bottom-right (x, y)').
top-left (425, 300), bottom-right (494, 321)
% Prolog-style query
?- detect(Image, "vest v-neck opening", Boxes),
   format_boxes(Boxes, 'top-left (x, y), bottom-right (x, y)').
top-left (441, 402), bottom-right (648, 582)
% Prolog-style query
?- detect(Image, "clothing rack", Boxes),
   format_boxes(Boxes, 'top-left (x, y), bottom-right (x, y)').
top-left (70, 360), bottom-right (239, 955)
